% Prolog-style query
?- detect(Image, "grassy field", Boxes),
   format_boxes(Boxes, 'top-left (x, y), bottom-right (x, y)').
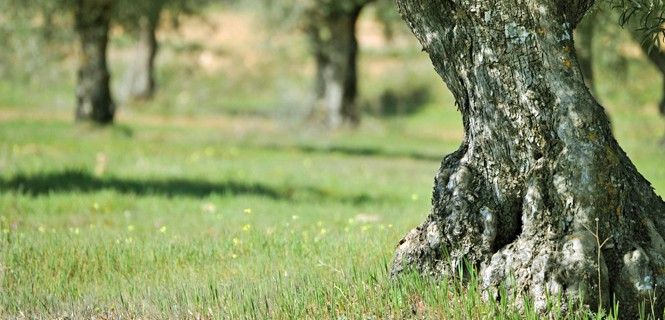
top-left (1, 6), bottom-right (664, 319)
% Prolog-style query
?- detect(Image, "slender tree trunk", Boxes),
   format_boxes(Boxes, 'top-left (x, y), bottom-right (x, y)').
top-left (74, 0), bottom-right (115, 124)
top-left (124, 12), bottom-right (160, 101)
top-left (392, 0), bottom-right (665, 316)
top-left (42, 7), bottom-right (55, 42)
top-left (628, 30), bottom-right (665, 118)
top-left (308, 6), bottom-right (363, 128)
top-left (575, 10), bottom-right (597, 96)
top-left (628, 28), bottom-right (665, 146)
top-left (578, 10), bottom-right (665, 117)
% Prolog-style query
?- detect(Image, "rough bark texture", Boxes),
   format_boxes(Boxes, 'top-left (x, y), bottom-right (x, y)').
top-left (75, 0), bottom-right (115, 124)
top-left (124, 12), bottom-right (160, 101)
top-left (307, 5), bottom-right (364, 127)
top-left (391, 0), bottom-right (665, 317)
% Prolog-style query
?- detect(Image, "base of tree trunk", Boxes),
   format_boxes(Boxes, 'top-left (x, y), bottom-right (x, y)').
top-left (391, 0), bottom-right (665, 317)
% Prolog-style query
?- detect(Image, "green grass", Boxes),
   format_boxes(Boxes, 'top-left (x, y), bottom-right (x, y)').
top-left (0, 6), bottom-right (664, 319)
top-left (0, 99), bottom-right (662, 318)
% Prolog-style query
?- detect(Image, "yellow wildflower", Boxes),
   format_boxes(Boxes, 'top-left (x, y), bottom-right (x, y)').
top-left (202, 203), bottom-right (217, 214)
top-left (189, 153), bottom-right (201, 162)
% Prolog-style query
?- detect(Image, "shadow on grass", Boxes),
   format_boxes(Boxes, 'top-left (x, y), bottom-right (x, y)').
top-left (263, 144), bottom-right (442, 162)
top-left (0, 170), bottom-right (377, 204)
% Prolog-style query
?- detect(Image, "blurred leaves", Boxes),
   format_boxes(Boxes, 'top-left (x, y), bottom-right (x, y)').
top-left (610, 0), bottom-right (665, 51)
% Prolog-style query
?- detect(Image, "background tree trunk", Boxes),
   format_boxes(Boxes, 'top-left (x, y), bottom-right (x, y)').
top-left (575, 10), bottom-right (597, 97)
top-left (124, 12), bottom-right (160, 101)
top-left (577, 9), bottom-right (665, 118)
top-left (391, 0), bottom-right (665, 316)
top-left (75, 0), bottom-right (115, 124)
top-left (308, 6), bottom-right (363, 128)
top-left (627, 30), bottom-right (665, 118)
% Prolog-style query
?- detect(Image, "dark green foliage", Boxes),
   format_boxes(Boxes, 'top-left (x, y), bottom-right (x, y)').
top-left (112, 0), bottom-right (216, 33)
top-left (377, 86), bottom-right (430, 117)
top-left (610, 0), bottom-right (665, 50)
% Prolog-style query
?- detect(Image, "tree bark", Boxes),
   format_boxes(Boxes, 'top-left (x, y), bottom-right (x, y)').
top-left (391, 0), bottom-right (665, 317)
top-left (74, 0), bottom-right (115, 124)
top-left (124, 12), bottom-right (160, 101)
top-left (308, 6), bottom-right (364, 128)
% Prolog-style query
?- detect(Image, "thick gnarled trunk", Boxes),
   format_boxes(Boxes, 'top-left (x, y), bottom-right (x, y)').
top-left (124, 13), bottom-right (159, 101)
top-left (392, 0), bottom-right (665, 316)
top-left (75, 0), bottom-right (115, 124)
top-left (308, 7), bottom-right (363, 128)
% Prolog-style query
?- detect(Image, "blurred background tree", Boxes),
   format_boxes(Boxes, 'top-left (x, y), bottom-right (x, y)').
top-left (0, 0), bottom-right (662, 130)
top-left (2, 0), bottom-right (119, 124)
top-left (577, 3), bottom-right (665, 116)
top-left (264, 0), bottom-right (393, 128)
top-left (116, 0), bottom-right (214, 102)
top-left (1, 0), bottom-right (213, 124)
top-left (74, 0), bottom-right (115, 124)
top-left (576, 2), bottom-right (665, 144)
top-left (303, 0), bottom-right (374, 128)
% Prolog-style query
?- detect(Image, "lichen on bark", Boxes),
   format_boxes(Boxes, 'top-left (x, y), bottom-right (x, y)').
top-left (391, 0), bottom-right (665, 317)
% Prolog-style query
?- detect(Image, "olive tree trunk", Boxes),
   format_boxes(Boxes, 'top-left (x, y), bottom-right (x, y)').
top-left (74, 0), bottom-right (115, 124)
top-left (308, 6), bottom-right (363, 127)
top-left (124, 13), bottom-right (160, 101)
top-left (391, 0), bottom-right (665, 316)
